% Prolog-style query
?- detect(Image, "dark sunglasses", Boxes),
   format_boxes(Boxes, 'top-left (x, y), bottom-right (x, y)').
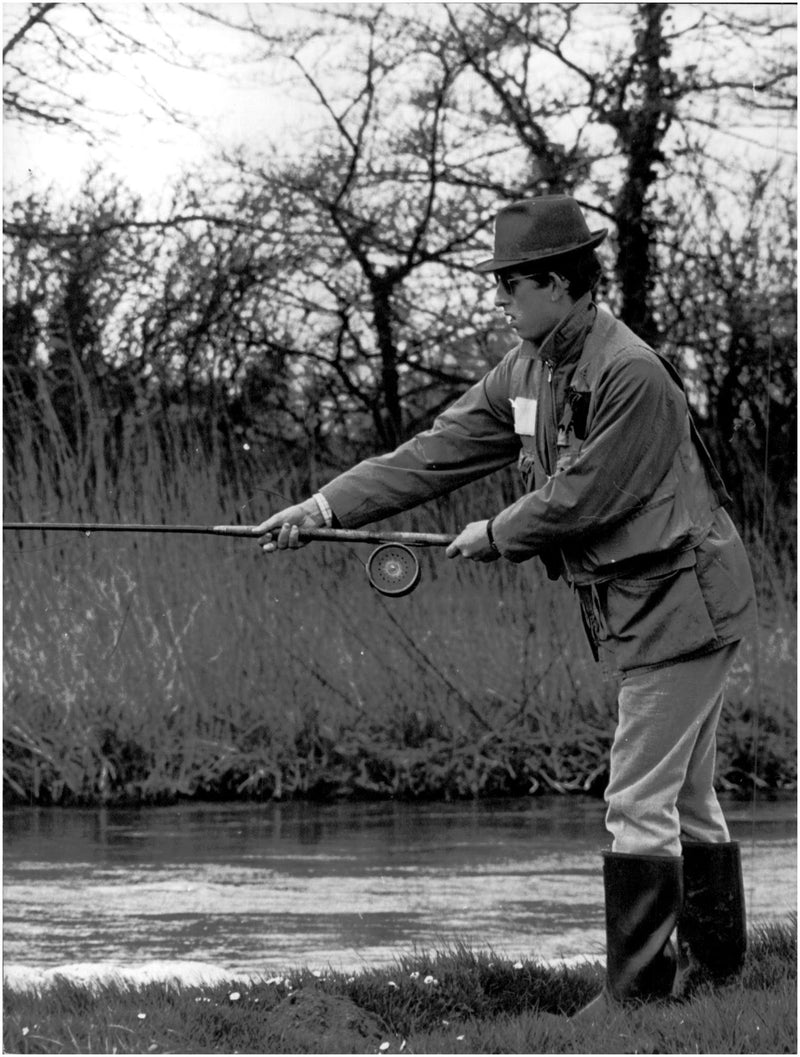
top-left (495, 272), bottom-right (549, 295)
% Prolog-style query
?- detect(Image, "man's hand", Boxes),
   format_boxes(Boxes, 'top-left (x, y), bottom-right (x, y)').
top-left (254, 499), bottom-right (325, 553)
top-left (445, 519), bottom-right (501, 562)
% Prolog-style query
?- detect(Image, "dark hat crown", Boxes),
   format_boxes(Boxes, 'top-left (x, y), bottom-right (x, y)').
top-left (475, 195), bottom-right (607, 273)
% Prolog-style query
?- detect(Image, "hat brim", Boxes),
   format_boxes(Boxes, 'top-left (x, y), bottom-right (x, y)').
top-left (474, 228), bottom-right (608, 274)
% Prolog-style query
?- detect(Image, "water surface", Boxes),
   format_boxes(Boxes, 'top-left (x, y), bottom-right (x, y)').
top-left (3, 795), bottom-right (795, 978)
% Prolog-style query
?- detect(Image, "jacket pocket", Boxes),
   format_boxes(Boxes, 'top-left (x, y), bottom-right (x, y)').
top-left (570, 477), bottom-right (703, 580)
top-left (599, 560), bottom-right (719, 670)
top-left (692, 510), bottom-right (757, 641)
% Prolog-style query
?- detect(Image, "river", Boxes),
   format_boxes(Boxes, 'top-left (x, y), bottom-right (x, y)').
top-left (3, 795), bottom-right (796, 986)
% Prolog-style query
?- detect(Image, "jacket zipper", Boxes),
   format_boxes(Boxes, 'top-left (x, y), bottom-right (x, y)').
top-left (546, 359), bottom-right (560, 439)
top-left (546, 356), bottom-right (570, 579)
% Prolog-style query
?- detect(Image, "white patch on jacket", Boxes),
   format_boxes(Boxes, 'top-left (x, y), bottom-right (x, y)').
top-left (510, 396), bottom-right (537, 437)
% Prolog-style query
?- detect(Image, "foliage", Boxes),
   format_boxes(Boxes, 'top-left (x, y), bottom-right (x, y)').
top-left (2, 919), bottom-right (796, 1053)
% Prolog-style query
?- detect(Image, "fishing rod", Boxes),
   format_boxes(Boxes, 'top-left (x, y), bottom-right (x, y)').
top-left (2, 521), bottom-right (456, 597)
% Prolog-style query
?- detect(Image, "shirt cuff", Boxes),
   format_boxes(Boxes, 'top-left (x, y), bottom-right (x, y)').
top-left (312, 492), bottom-right (334, 527)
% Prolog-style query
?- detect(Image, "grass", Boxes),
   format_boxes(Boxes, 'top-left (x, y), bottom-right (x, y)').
top-left (3, 919), bottom-right (796, 1054)
top-left (3, 398), bottom-right (797, 805)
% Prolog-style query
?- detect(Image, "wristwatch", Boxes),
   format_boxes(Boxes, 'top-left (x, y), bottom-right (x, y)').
top-left (486, 518), bottom-right (501, 558)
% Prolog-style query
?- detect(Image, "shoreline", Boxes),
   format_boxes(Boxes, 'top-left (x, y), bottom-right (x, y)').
top-left (3, 952), bottom-right (605, 993)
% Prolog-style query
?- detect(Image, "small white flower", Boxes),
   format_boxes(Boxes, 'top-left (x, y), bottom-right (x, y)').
top-left (457, 1035), bottom-right (465, 1041)
top-left (387, 980), bottom-right (398, 989)
top-left (311, 970), bottom-right (322, 978)
top-left (137, 1013), bottom-right (147, 1020)
top-left (379, 1043), bottom-right (390, 1053)
top-left (442, 1019), bottom-right (450, 1026)
top-left (409, 971), bottom-right (419, 980)
top-left (423, 975), bottom-right (437, 986)
top-left (243, 443), bottom-right (251, 451)
top-left (229, 992), bottom-right (241, 1002)
top-left (513, 960), bottom-right (524, 970)
top-left (21, 1028), bottom-right (29, 1037)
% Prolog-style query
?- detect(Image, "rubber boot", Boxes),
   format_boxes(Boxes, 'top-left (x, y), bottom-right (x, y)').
top-left (572, 852), bottom-right (683, 1021)
top-left (678, 840), bottom-right (746, 984)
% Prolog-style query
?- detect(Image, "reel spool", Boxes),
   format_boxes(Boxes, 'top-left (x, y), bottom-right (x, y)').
top-left (366, 543), bottom-right (421, 597)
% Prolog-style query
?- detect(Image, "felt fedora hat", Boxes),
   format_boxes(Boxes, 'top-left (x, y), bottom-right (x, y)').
top-left (475, 195), bottom-right (607, 273)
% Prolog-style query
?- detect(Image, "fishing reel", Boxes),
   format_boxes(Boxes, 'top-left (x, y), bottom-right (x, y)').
top-left (365, 543), bottom-right (421, 597)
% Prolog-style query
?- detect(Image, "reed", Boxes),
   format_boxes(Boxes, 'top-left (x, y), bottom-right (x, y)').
top-left (3, 398), bottom-right (796, 805)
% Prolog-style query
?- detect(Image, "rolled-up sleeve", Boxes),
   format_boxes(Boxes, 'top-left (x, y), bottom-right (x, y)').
top-left (491, 351), bottom-right (686, 561)
top-left (320, 354), bottom-right (520, 528)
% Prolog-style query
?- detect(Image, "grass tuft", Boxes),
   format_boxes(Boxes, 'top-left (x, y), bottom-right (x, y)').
top-left (3, 918), bottom-right (795, 1054)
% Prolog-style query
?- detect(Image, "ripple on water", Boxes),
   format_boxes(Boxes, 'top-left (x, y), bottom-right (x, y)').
top-left (3, 798), bottom-right (795, 977)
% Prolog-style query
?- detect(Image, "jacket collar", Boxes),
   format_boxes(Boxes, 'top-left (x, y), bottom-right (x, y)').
top-left (520, 292), bottom-right (596, 366)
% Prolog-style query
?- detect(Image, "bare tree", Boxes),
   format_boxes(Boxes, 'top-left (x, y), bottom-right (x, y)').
top-left (4, 2), bottom-right (796, 511)
top-left (438, 2), bottom-right (796, 343)
top-left (3, 2), bottom-right (195, 140)
top-left (188, 2), bottom-right (794, 454)
top-left (195, 5), bottom-right (512, 447)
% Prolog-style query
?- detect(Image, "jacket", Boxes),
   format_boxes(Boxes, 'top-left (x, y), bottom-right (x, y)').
top-left (320, 296), bottom-right (756, 672)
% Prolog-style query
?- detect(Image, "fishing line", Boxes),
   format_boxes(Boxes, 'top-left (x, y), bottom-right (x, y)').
top-left (746, 26), bottom-right (787, 903)
top-left (367, 561), bottom-right (501, 735)
top-left (104, 597), bottom-right (133, 663)
top-left (3, 527), bottom-right (93, 561)
top-left (238, 484), bottom-right (294, 515)
top-left (748, 261), bottom-right (774, 872)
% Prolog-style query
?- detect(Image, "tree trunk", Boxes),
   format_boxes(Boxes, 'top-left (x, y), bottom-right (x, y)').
top-left (371, 282), bottom-right (403, 448)
top-left (611, 3), bottom-right (674, 346)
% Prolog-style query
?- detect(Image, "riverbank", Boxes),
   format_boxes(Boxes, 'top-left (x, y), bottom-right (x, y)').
top-left (3, 919), bottom-right (796, 1054)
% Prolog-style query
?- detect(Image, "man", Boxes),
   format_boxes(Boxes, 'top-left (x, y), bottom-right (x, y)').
top-left (256, 195), bottom-right (756, 1016)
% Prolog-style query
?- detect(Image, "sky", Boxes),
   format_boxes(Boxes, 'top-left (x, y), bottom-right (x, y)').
top-left (3, 3), bottom-right (315, 203)
top-left (2, 2), bottom-right (797, 208)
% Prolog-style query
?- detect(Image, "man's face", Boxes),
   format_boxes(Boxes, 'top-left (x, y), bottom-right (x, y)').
top-left (494, 271), bottom-right (572, 344)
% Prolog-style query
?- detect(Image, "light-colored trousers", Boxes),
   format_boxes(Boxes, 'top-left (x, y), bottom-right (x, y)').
top-left (604, 641), bottom-right (739, 858)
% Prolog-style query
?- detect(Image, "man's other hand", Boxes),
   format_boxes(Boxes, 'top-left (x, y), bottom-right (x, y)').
top-left (446, 520), bottom-right (501, 562)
